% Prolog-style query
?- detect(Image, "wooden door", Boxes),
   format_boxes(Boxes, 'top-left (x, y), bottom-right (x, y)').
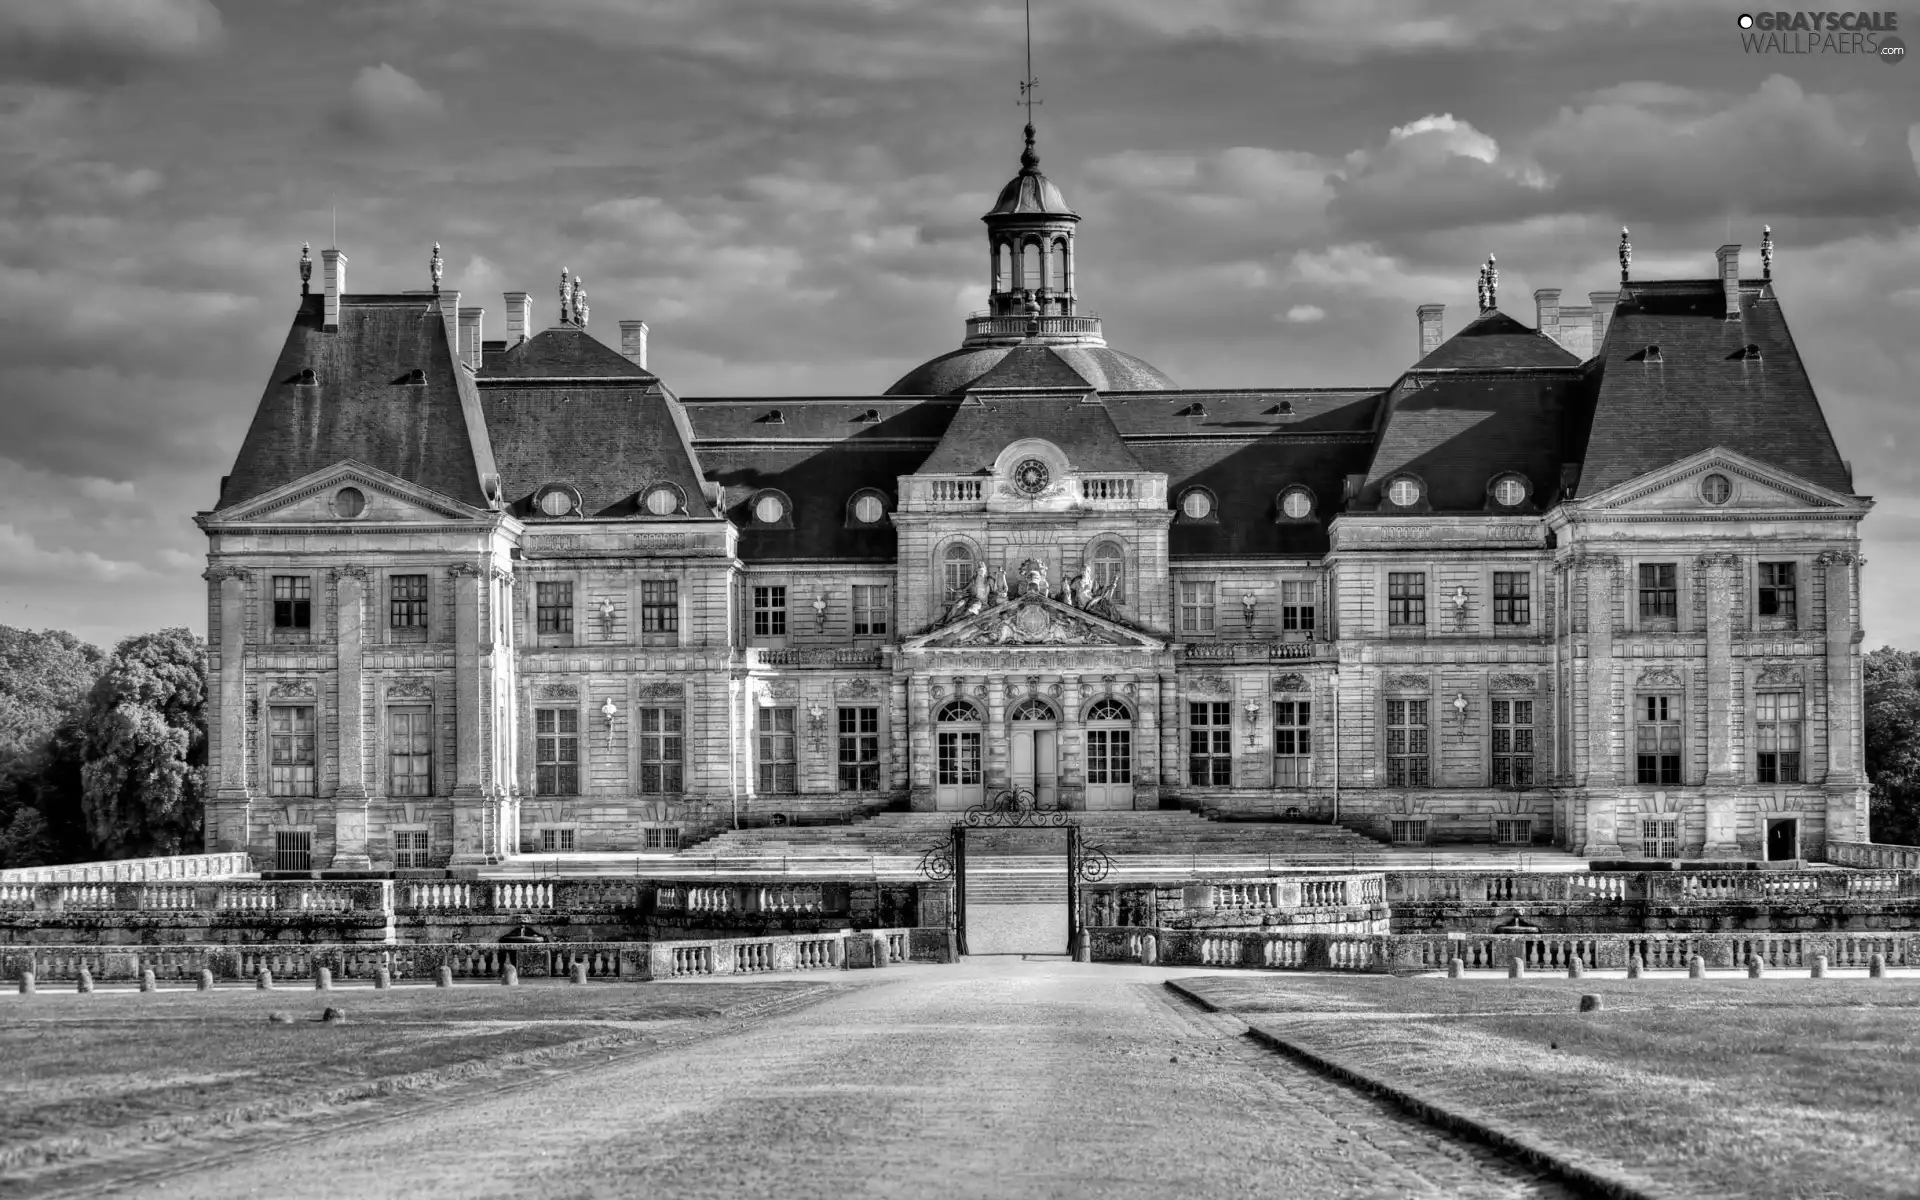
top-left (1034, 729), bottom-right (1058, 806)
top-left (936, 730), bottom-right (984, 810)
top-left (1084, 726), bottom-right (1134, 809)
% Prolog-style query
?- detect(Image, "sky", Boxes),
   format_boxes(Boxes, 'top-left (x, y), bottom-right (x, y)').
top-left (0, 0), bottom-right (1916, 651)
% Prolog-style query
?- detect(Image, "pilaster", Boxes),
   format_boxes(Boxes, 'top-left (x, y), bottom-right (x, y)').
top-left (329, 566), bottom-right (371, 869)
top-left (1158, 670), bottom-right (1180, 790)
top-left (448, 562), bottom-right (497, 864)
top-left (1058, 673), bottom-right (1084, 809)
top-left (205, 566), bottom-right (252, 853)
top-left (1700, 553), bottom-right (1743, 857)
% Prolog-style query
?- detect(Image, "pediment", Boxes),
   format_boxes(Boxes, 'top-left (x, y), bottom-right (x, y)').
top-left (1583, 447), bottom-right (1864, 515)
top-left (208, 459), bottom-right (490, 525)
top-left (903, 594), bottom-right (1164, 652)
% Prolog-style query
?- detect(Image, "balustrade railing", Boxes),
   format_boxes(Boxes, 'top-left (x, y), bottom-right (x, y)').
top-left (929, 479), bottom-right (983, 504)
top-left (0, 852), bottom-right (253, 885)
top-left (754, 648), bottom-right (884, 667)
top-left (1080, 478), bottom-right (1136, 501)
top-left (1828, 841), bottom-right (1920, 870)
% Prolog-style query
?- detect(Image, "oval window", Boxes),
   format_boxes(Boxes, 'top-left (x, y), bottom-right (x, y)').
top-left (643, 486), bottom-right (679, 516)
top-left (1700, 473), bottom-right (1732, 505)
top-left (538, 488), bottom-right (575, 517)
top-left (753, 493), bottom-right (785, 523)
top-left (1281, 489), bottom-right (1312, 520)
top-left (1181, 490), bottom-right (1213, 520)
top-left (1388, 478), bottom-right (1421, 507)
top-left (852, 493), bottom-right (885, 523)
top-left (1493, 477), bottom-right (1526, 506)
top-left (333, 486), bottom-right (365, 518)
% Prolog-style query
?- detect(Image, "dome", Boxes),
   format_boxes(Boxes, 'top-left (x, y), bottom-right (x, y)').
top-left (987, 168), bottom-right (1075, 217)
top-left (885, 344), bottom-right (1177, 395)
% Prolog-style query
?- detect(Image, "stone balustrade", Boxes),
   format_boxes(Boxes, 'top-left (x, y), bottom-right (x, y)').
top-left (1829, 841), bottom-right (1920, 870)
top-left (1179, 641), bottom-right (1333, 663)
top-left (751, 647), bottom-right (884, 668)
top-left (652, 881), bottom-right (850, 918)
top-left (1386, 869), bottom-right (1919, 908)
top-left (0, 852), bottom-right (254, 885)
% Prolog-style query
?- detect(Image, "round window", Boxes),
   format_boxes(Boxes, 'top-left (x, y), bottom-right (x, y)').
top-left (852, 493), bottom-right (885, 523)
top-left (1281, 489), bottom-right (1312, 520)
top-left (1493, 477), bottom-right (1527, 506)
top-left (642, 486), bottom-right (679, 516)
top-left (1388, 478), bottom-right (1421, 507)
top-left (753, 493), bottom-right (785, 523)
top-left (1181, 490), bottom-right (1213, 520)
top-left (1700, 473), bottom-right (1732, 505)
top-left (332, 486), bottom-right (365, 518)
top-left (1012, 458), bottom-right (1051, 496)
top-left (538, 488), bottom-right (575, 517)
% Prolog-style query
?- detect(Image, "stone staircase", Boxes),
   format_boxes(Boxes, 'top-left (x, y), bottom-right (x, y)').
top-left (963, 855), bottom-right (1070, 954)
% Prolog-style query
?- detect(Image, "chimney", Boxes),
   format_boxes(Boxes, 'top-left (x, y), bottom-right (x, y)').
top-left (1589, 289), bottom-right (1618, 353)
top-left (1716, 244), bottom-right (1742, 318)
top-left (1556, 304), bottom-right (1593, 359)
top-left (1416, 304), bottom-right (1443, 359)
top-left (504, 291), bottom-right (532, 344)
top-left (437, 290), bottom-right (459, 364)
top-left (619, 319), bottom-right (649, 370)
top-left (459, 307), bottom-right (485, 370)
top-left (322, 248), bottom-right (347, 329)
top-left (1533, 288), bottom-right (1561, 343)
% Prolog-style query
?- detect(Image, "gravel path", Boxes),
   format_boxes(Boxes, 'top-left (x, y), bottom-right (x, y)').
top-left (108, 961), bottom-right (1574, 1200)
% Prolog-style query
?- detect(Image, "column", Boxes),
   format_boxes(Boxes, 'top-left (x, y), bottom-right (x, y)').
top-left (205, 567), bottom-right (251, 853)
top-left (329, 567), bottom-right (372, 869)
top-left (1133, 673), bottom-right (1160, 809)
top-left (448, 562), bottom-right (493, 864)
top-left (1058, 674), bottom-right (1084, 809)
top-left (1159, 669), bottom-right (1181, 791)
top-left (1701, 554), bottom-right (1742, 857)
top-left (984, 673), bottom-right (1008, 792)
top-left (1822, 550), bottom-right (1865, 842)
top-left (1581, 556), bottom-right (1623, 856)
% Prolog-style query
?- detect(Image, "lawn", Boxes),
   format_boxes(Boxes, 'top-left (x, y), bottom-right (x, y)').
top-left (1176, 974), bottom-right (1920, 1200)
top-left (0, 979), bottom-right (839, 1182)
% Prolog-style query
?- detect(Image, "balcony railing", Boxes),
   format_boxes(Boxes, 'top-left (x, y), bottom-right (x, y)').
top-left (1081, 478), bottom-right (1136, 501)
top-left (1180, 641), bottom-right (1332, 661)
top-left (963, 313), bottom-right (1104, 342)
top-left (753, 648), bottom-right (884, 667)
top-left (930, 480), bottom-right (982, 503)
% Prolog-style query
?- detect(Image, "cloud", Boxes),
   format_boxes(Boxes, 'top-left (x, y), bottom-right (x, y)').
top-left (0, 0), bottom-right (224, 83)
top-left (326, 63), bottom-right (446, 140)
top-left (1284, 304), bottom-right (1325, 322)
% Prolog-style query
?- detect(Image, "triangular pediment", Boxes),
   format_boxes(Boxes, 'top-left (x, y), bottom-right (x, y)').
top-left (903, 593), bottom-right (1164, 652)
top-left (1581, 447), bottom-right (1865, 514)
top-left (203, 459), bottom-right (491, 525)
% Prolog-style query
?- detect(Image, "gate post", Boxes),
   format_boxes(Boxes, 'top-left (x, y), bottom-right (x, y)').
top-left (1066, 824), bottom-right (1081, 959)
top-left (953, 823), bottom-right (967, 957)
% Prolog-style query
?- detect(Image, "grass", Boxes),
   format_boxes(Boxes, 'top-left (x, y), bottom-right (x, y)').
top-left (1177, 974), bottom-right (1920, 1200)
top-left (0, 979), bottom-right (838, 1180)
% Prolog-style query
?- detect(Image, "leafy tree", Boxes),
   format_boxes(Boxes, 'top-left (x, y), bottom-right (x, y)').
top-left (74, 628), bottom-right (208, 858)
top-left (1863, 647), bottom-right (1920, 845)
top-left (0, 627), bottom-right (103, 868)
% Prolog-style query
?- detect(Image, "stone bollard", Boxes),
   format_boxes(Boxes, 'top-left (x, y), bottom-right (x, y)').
top-left (374, 967), bottom-right (392, 990)
top-left (435, 966), bottom-right (453, 988)
top-left (1578, 993), bottom-right (1603, 1013)
top-left (196, 969), bottom-right (214, 992)
top-left (1447, 957), bottom-right (1465, 979)
top-left (256, 968), bottom-right (273, 991)
top-left (314, 966), bottom-right (332, 991)
top-left (1627, 955), bottom-right (1643, 980)
top-left (570, 962), bottom-right (588, 985)
top-left (1688, 955), bottom-right (1705, 979)
top-left (1748, 957), bottom-right (1765, 979)
top-left (77, 967), bottom-right (93, 994)
top-left (140, 969), bottom-right (157, 993)
top-left (1568, 957), bottom-right (1584, 980)
top-left (18, 971), bottom-right (34, 995)
top-left (1810, 955), bottom-right (1827, 979)
top-left (1508, 956), bottom-right (1526, 980)
top-left (500, 964), bottom-right (519, 986)
top-left (873, 935), bottom-right (891, 969)
top-left (1138, 937), bottom-right (1157, 967)
top-left (1870, 953), bottom-right (1887, 979)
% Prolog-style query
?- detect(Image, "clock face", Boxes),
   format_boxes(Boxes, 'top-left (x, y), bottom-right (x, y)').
top-left (1013, 458), bottom-right (1051, 496)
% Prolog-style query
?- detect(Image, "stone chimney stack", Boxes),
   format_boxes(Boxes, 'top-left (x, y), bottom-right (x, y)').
top-left (1416, 304), bottom-right (1444, 359)
top-left (438, 290), bottom-right (460, 367)
top-left (1716, 244), bottom-right (1742, 318)
top-left (458, 307), bottom-right (485, 370)
top-left (1534, 288), bottom-right (1561, 343)
top-left (504, 292), bottom-right (533, 344)
top-left (619, 320), bottom-right (649, 370)
top-left (322, 248), bottom-right (347, 330)
top-left (1589, 290), bottom-right (1618, 353)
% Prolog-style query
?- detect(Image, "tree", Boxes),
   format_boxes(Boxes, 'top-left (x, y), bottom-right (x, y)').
top-left (1863, 647), bottom-right (1920, 845)
top-left (74, 628), bottom-right (208, 858)
top-left (0, 626), bottom-right (103, 868)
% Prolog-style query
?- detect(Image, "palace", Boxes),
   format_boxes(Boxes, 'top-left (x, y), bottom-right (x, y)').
top-left (198, 123), bottom-right (1870, 871)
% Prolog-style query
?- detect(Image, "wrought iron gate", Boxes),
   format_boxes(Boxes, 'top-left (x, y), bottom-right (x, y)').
top-left (915, 787), bottom-right (1114, 956)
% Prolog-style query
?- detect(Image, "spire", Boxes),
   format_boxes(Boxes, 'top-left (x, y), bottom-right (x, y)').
top-left (1018, 0), bottom-right (1041, 171)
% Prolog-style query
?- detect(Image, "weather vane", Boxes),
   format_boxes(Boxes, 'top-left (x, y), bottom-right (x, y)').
top-left (1018, 0), bottom-right (1041, 123)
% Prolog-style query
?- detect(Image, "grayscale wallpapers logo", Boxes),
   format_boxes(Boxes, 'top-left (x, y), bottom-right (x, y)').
top-left (1736, 11), bottom-right (1904, 59)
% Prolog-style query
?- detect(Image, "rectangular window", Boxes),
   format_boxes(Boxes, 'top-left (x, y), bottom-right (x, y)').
top-left (272, 575), bottom-right (312, 630)
top-left (1490, 698), bottom-right (1534, 787)
top-left (753, 586), bottom-right (788, 637)
top-left (1281, 580), bottom-right (1316, 633)
top-left (852, 585), bottom-right (890, 636)
top-left (1389, 819), bottom-right (1429, 846)
top-left (1386, 699), bottom-right (1430, 786)
top-left (1272, 700), bottom-right (1312, 786)
top-left (1493, 571), bottom-right (1530, 626)
top-left (536, 581), bottom-right (574, 635)
top-left (1755, 691), bottom-right (1803, 784)
top-left (639, 707), bottom-right (684, 793)
top-left (1387, 572), bottom-right (1426, 627)
top-left (1642, 818), bottom-right (1679, 859)
top-left (1494, 818), bottom-right (1533, 846)
top-left (274, 829), bottom-right (313, 872)
top-left (937, 730), bottom-right (983, 786)
top-left (1178, 582), bottom-right (1216, 635)
top-left (757, 707), bottom-right (796, 794)
top-left (1086, 728), bottom-right (1132, 785)
top-left (1635, 695), bottom-right (1682, 785)
top-left (641, 579), bottom-right (679, 643)
top-left (644, 827), bottom-right (681, 850)
top-left (1186, 701), bottom-right (1232, 786)
top-left (839, 706), bottom-right (881, 791)
top-left (1638, 563), bottom-right (1678, 626)
top-left (534, 707), bottom-right (579, 795)
top-left (540, 827), bottom-right (576, 853)
top-left (393, 830), bottom-right (430, 869)
top-left (268, 705), bottom-right (316, 796)
top-left (388, 707), bottom-right (433, 797)
top-left (1758, 563), bottom-right (1797, 631)
top-left (389, 574), bottom-right (428, 641)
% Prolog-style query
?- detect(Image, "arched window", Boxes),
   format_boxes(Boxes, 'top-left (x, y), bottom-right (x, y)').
top-left (936, 699), bottom-right (981, 723)
top-left (1086, 697), bottom-right (1132, 722)
top-left (1010, 697), bottom-right (1057, 722)
top-left (641, 484), bottom-right (682, 516)
top-left (942, 543), bottom-right (976, 596)
top-left (1054, 236), bottom-right (1071, 290)
top-left (848, 490), bottom-right (888, 525)
top-left (996, 243), bottom-right (1013, 293)
top-left (1090, 541), bottom-right (1124, 602)
top-left (1022, 241), bottom-right (1042, 291)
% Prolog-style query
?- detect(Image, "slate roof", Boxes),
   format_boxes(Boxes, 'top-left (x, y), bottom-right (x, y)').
top-left (1361, 372), bottom-right (1584, 511)
top-left (217, 294), bottom-right (496, 511)
top-left (885, 343), bottom-right (1177, 395)
top-left (917, 391), bottom-right (1145, 476)
top-left (1411, 309), bottom-right (1581, 371)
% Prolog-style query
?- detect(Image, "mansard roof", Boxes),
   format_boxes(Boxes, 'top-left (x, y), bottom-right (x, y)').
top-left (217, 293), bottom-right (496, 511)
top-left (1411, 309), bottom-right (1582, 371)
top-left (1361, 371), bottom-right (1584, 512)
top-left (479, 324), bottom-right (658, 380)
top-left (916, 389), bottom-right (1145, 476)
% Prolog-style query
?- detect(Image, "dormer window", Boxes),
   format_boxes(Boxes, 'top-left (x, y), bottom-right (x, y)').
top-left (1387, 477), bottom-right (1422, 507)
top-left (534, 485), bottom-right (579, 517)
top-left (1278, 487), bottom-right (1314, 521)
top-left (848, 490), bottom-right (889, 525)
top-left (852, 408), bottom-right (880, 424)
top-left (1642, 345), bottom-right (1663, 362)
top-left (1177, 487), bottom-right (1216, 521)
top-left (298, 368), bottom-right (317, 385)
top-left (1491, 475), bottom-right (1528, 507)
top-left (748, 489), bottom-right (793, 527)
top-left (1740, 343), bottom-right (1762, 361)
top-left (640, 484), bottom-right (683, 516)
top-left (406, 368), bottom-right (426, 385)
top-left (759, 408), bottom-right (785, 424)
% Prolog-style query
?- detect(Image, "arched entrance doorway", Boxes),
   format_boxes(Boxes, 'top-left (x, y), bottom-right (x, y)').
top-left (1083, 696), bottom-right (1135, 810)
top-left (934, 699), bottom-right (985, 810)
top-left (1009, 696), bottom-right (1059, 807)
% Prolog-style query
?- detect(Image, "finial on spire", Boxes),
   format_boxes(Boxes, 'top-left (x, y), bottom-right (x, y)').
top-left (571, 274), bottom-right (588, 329)
top-left (1761, 224), bottom-right (1773, 280)
top-left (559, 266), bottom-right (572, 325)
top-left (299, 241), bottom-right (311, 295)
top-left (1476, 262), bottom-right (1488, 313)
top-left (429, 241), bottom-right (443, 296)
top-left (1483, 255), bottom-right (1498, 311)
top-left (1619, 226), bottom-right (1632, 284)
